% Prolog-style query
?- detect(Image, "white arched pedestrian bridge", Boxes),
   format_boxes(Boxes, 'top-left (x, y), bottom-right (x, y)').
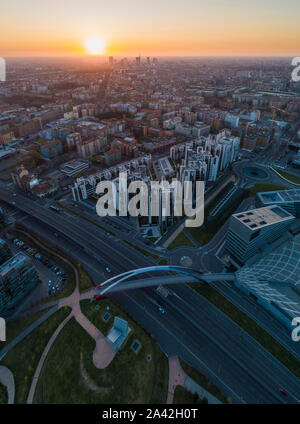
top-left (94, 266), bottom-right (235, 297)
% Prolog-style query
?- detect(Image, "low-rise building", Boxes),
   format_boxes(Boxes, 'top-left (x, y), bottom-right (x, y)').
top-left (0, 252), bottom-right (41, 314)
top-left (225, 205), bottom-right (295, 264)
top-left (40, 139), bottom-right (63, 159)
top-left (60, 159), bottom-right (89, 177)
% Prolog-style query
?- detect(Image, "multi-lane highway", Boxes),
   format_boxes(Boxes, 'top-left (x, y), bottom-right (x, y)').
top-left (1, 186), bottom-right (300, 403)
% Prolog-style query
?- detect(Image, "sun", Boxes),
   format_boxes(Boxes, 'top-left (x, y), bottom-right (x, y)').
top-left (84, 37), bottom-right (106, 55)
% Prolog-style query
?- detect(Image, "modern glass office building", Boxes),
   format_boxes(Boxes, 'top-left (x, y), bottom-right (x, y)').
top-left (225, 205), bottom-right (295, 264)
top-left (256, 188), bottom-right (300, 217)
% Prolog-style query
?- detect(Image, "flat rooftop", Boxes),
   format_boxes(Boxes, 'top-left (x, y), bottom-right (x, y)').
top-left (234, 205), bottom-right (294, 230)
top-left (258, 189), bottom-right (300, 205)
top-left (0, 252), bottom-right (30, 277)
top-left (61, 159), bottom-right (89, 170)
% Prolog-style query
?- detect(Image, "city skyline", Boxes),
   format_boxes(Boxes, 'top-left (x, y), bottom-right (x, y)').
top-left (1, 0), bottom-right (299, 57)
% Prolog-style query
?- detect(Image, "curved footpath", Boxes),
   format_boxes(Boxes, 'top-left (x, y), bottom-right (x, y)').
top-left (0, 229), bottom-right (115, 405)
top-left (0, 365), bottom-right (15, 404)
top-left (166, 356), bottom-right (222, 404)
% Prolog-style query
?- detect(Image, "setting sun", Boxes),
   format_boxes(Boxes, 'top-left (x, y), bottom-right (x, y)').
top-left (84, 37), bottom-right (106, 55)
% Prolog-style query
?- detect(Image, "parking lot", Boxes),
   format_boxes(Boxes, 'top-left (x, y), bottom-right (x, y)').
top-left (6, 236), bottom-right (68, 312)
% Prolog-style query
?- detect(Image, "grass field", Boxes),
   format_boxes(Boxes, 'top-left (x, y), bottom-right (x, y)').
top-left (248, 183), bottom-right (286, 197)
top-left (186, 227), bottom-right (215, 246)
top-left (158, 258), bottom-right (169, 265)
top-left (168, 232), bottom-right (195, 250)
top-left (0, 382), bottom-right (8, 404)
top-left (4, 307), bottom-right (51, 345)
top-left (0, 306), bottom-right (71, 404)
top-left (275, 169), bottom-right (300, 185)
top-left (179, 359), bottom-right (228, 403)
top-left (123, 240), bottom-right (159, 259)
top-left (173, 386), bottom-right (201, 404)
top-left (77, 263), bottom-right (94, 293)
top-left (192, 284), bottom-right (300, 379)
top-left (57, 202), bottom-right (115, 236)
top-left (34, 300), bottom-right (169, 404)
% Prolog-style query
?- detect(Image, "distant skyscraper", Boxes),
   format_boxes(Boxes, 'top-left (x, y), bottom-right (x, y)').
top-left (109, 56), bottom-right (114, 66)
top-left (147, 57), bottom-right (151, 65)
top-left (136, 56), bottom-right (141, 65)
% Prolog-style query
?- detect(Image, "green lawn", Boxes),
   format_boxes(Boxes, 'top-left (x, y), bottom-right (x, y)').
top-left (77, 263), bottom-right (94, 293)
top-left (158, 258), bottom-right (169, 265)
top-left (168, 232), bottom-right (195, 250)
top-left (249, 183), bottom-right (286, 197)
top-left (34, 300), bottom-right (168, 404)
top-left (4, 307), bottom-right (51, 345)
top-left (173, 385), bottom-right (207, 404)
top-left (0, 306), bottom-right (71, 404)
top-left (179, 359), bottom-right (228, 403)
top-left (0, 382), bottom-right (8, 404)
top-left (186, 227), bottom-right (215, 246)
top-left (57, 202), bottom-right (115, 236)
top-left (275, 169), bottom-right (300, 185)
top-left (192, 284), bottom-right (300, 379)
top-left (123, 240), bottom-right (159, 259)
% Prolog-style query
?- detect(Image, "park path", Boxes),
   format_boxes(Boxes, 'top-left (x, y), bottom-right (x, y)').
top-left (0, 305), bottom-right (58, 361)
top-left (26, 313), bottom-right (72, 404)
top-left (0, 365), bottom-right (15, 404)
top-left (10, 230), bottom-right (116, 404)
top-left (167, 356), bottom-right (187, 404)
top-left (166, 356), bottom-right (222, 404)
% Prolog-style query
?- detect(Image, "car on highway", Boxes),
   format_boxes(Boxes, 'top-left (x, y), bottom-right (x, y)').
top-left (279, 388), bottom-right (287, 396)
top-left (158, 306), bottom-right (166, 314)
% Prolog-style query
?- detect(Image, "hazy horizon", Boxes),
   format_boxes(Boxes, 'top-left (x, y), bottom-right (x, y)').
top-left (1, 0), bottom-right (299, 57)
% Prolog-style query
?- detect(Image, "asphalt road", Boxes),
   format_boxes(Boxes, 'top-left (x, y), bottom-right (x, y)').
top-left (1, 186), bottom-right (300, 403)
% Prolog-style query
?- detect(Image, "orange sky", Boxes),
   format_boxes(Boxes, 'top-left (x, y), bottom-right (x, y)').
top-left (1, 0), bottom-right (299, 57)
